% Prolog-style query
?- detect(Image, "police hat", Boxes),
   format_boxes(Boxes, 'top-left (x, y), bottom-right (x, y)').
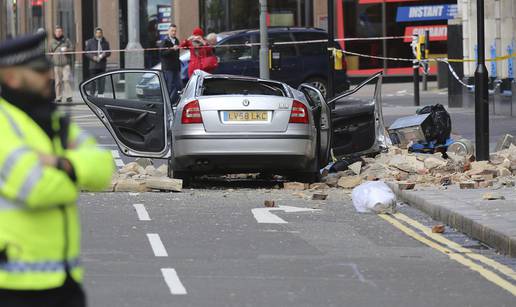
top-left (0, 31), bottom-right (52, 71)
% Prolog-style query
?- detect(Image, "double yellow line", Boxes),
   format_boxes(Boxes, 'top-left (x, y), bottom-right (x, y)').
top-left (379, 212), bottom-right (516, 296)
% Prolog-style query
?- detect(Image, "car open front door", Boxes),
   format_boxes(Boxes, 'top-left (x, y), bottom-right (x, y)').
top-left (79, 70), bottom-right (172, 159)
top-left (327, 72), bottom-right (388, 160)
top-left (298, 84), bottom-right (332, 169)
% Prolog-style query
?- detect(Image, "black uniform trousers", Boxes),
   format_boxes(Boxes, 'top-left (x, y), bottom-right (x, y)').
top-left (0, 275), bottom-right (86, 307)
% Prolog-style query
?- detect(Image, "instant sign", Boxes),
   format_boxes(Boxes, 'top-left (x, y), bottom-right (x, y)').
top-left (396, 4), bottom-right (458, 22)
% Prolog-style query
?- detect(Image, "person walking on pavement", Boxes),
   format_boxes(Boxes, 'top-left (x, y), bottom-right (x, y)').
top-left (50, 26), bottom-right (74, 103)
top-left (84, 28), bottom-right (111, 96)
top-left (159, 24), bottom-right (182, 103)
top-left (0, 31), bottom-right (114, 307)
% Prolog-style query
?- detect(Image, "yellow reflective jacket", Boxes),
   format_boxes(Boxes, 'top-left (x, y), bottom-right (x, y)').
top-left (0, 97), bottom-right (114, 290)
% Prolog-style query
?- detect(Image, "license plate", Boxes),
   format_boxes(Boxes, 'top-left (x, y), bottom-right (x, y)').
top-left (136, 88), bottom-right (144, 95)
top-left (224, 111), bottom-right (268, 122)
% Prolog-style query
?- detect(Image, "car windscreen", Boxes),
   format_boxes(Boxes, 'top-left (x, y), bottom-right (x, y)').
top-left (201, 78), bottom-right (287, 96)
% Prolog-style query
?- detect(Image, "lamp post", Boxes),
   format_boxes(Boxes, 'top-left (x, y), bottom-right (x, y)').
top-left (474, 0), bottom-right (489, 160)
top-left (259, 0), bottom-right (269, 79)
top-left (327, 0), bottom-right (335, 99)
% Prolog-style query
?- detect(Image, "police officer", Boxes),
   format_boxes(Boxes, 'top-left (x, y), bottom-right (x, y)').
top-left (0, 32), bottom-right (114, 306)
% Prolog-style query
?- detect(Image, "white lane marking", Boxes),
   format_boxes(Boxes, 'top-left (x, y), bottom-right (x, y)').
top-left (111, 150), bottom-right (125, 167)
top-left (161, 268), bottom-right (187, 295)
top-left (147, 233), bottom-right (168, 257)
top-left (251, 205), bottom-right (320, 224)
top-left (133, 204), bottom-right (151, 221)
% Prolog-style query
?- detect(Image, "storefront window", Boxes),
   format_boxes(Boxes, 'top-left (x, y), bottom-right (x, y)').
top-left (1, 0), bottom-right (18, 39)
top-left (57, 0), bottom-right (75, 44)
top-left (200, 0), bottom-right (312, 34)
top-left (341, 0), bottom-right (456, 75)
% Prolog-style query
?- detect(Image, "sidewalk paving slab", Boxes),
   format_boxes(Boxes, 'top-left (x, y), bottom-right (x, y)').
top-left (387, 183), bottom-right (516, 257)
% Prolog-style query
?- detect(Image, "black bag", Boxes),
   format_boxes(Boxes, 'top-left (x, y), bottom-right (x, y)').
top-left (416, 104), bottom-right (451, 145)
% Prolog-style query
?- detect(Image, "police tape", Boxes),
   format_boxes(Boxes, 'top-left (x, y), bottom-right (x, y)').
top-left (45, 35), bottom-right (412, 56)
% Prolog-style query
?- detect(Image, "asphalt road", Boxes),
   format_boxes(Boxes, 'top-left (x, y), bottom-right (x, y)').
top-left (68, 87), bottom-right (516, 306)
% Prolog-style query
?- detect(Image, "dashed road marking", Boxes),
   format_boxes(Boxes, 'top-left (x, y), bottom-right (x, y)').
top-left (111, 150), bottom-right (125, 167)
top-left (133, 204), bottom-right (151, 221)
top-left (147, 233), bottom-right (168, 257)
top-left (379, 214), bottom-right (516, 296)
top-left (161, 268), bottom-right (188, 295)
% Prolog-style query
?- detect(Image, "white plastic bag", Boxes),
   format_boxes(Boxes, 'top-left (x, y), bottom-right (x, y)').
top-left (351, 181), bottom-right (396, 214)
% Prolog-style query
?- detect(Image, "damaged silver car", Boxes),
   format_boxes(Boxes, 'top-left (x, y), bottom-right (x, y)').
top-left (80, 70), bottom-right (387, 184)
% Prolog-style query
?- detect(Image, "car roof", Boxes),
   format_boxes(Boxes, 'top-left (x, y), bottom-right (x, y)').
top-left (218, 27), bottom-right (327, 38)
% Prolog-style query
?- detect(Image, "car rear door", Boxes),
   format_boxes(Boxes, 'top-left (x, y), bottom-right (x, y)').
top-left (79, 70), bottom-right (172, 158)
top-left (297, 84), bottom-right (331, 168)
top-left (269, 32), bottom-right (302, 86)
top-left (327, 72), bottom-right (387, 160)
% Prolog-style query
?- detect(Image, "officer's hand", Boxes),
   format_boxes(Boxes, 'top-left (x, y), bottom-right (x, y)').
top-left (39, 154), bottom-right (58, 167)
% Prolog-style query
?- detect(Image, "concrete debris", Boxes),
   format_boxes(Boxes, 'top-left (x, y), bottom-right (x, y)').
top-left (145, 177), bottom-right (183, 192)
top-left (337, 175), bottom-right (363, 189)
top-left (431, 224), bottom-right (445, 233)
top-left (397, 182), bottom-right (416, 190)
top-left (283, 182), bottom-right (307, 190)
top-left (482, 193), bottom-right (505, 200)
top-left (348, 161), bottom-right (362, 175)
top-left (135, 158), bottom-right (153, 168)
top-left (315, 144), bottom-right (515, 192)
top-left (112, 162), bottom-right (181, 193)
top-left (312, 193), bottom-right (328, 200)
top-left (309, 182), bottom-right (330, 190)
top-left (264, 200), bottom-right (276, 207)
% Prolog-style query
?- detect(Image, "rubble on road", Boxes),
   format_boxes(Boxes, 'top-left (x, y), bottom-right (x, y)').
top-left (431, 224), bottom-right (445, 233)
top-left (318, 142), bottom-right (516, 191)
top-left (110, 162), bottom-right (182, 193)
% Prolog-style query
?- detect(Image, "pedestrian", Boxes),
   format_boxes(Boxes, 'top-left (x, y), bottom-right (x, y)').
top-left (159, 24), bottom-right (182, 102)
top-left (180, 27), bottom-right (218, 77)
top-left (50, 25), bottom-right (74, 103)
top-left (0, 31), bottom-right (114, 306)
top-left (84, 27), bottom-right (111, 96)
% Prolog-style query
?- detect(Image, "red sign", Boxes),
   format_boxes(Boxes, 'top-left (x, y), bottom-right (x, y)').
top-left (359, 0), bottom-right (420, 4)
top-left (403, 25), bottom-right (448, 42)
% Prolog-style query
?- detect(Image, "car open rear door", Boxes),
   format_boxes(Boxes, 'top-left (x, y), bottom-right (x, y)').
top-left (79, 69), bottom-right (172, 159)
top-left (298, 84), bottom-right (332, 169)
top-left (327, 72), bottom-right (388, 160)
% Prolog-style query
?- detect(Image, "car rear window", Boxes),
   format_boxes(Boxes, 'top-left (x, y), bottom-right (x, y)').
top-left (201, 78), bottom-right (287, 96)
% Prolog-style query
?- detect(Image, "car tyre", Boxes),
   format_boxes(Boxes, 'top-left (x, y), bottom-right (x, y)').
top-left (305, 77), bottom-right (327, 98)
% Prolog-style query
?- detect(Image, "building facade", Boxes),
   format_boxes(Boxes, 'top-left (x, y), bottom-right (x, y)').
top-left (0, 0), bottom-right (457, 79)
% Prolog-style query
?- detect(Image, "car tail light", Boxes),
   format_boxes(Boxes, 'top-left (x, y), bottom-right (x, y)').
top-left (181, 100), bottom-right (203, 124)
top-left (289, 100), bottom-right (309, 124)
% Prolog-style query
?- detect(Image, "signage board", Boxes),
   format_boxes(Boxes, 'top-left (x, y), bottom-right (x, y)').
top-left (396, 4), bottom-right (458, 22)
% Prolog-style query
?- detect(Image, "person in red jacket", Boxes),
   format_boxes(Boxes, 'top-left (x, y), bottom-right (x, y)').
top-left (180, 27), bottom-right (218, 77)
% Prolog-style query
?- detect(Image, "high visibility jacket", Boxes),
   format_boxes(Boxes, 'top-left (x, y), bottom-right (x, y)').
top-left (0, 97), bottom-right (114, 290)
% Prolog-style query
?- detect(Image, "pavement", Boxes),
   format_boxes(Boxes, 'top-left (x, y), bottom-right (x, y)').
top-left (390, 184), bottom-right (516, 257)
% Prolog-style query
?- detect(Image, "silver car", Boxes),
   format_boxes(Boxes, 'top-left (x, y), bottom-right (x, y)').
top-left (80, 70), bottom-right (386, 183)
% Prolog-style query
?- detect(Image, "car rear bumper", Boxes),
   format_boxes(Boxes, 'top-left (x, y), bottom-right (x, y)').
top-left (171, 134), bottom-right (316, 173)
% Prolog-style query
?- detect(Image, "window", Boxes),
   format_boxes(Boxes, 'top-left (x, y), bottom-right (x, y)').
top-left (201, 78), bottom-right (286, 96)
top-left (270, 32), bottom-right (297, 57)
top-left (293, 32), bottom-right (327, 56)
top-left (216, 35), bottom-right (252, 62)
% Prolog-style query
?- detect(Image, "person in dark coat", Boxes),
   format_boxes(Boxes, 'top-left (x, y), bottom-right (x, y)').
top-left (84, 28), bottom-right (111, 96)
top-left (159, 24), bottom-right (182, 102)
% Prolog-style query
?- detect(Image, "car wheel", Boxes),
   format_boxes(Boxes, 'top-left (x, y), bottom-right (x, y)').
top-left (305, 77), bottom-right (327, 98)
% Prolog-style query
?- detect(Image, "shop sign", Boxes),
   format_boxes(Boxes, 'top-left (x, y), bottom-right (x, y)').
top-left (158, 5), bottom-right (172, 41)
top-left (396, 4), bottom-right (458, 22)
top-left (403, 25), bottom-right (448, 42)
